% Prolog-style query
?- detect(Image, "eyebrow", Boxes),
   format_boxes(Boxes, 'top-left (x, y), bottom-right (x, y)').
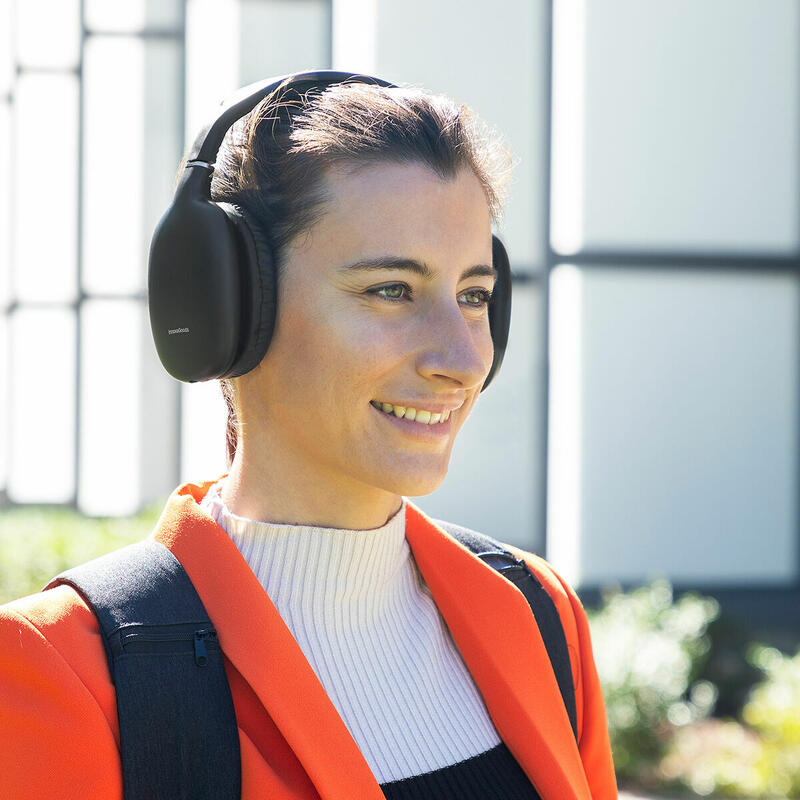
top-left (337, 255), bottom-right (497, 282)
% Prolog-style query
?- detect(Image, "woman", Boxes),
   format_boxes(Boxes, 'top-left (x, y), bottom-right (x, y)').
top-left (0, 71), bottom-right (616, 799)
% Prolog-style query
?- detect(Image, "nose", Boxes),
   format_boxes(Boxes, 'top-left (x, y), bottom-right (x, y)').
top-left (414, 294), bottom-right (493, 389)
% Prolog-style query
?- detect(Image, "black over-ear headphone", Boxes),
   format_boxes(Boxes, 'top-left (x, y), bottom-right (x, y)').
top-left (147, 69), bottom-right (512, 390)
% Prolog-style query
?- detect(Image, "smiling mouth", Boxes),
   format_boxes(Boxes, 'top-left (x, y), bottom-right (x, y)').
top-left (369, 400), bottom-right (451, 425)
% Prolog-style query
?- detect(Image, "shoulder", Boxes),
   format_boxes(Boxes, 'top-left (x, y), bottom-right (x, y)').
top-left (433, 516), bottom-right (582, 632)
top-left (434, 518), bottom-right (590, 694)
top-left (0, 583), bottom-right (119, 739)
top-left (0, 584), bottom-right (122, 795)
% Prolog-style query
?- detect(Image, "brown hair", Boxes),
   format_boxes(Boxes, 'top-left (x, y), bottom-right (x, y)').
top-left (191, 78), bottom-right (515, 468)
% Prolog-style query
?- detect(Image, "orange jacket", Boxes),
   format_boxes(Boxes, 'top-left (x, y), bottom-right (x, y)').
top-left (0, 477), bottom-right (617, 799)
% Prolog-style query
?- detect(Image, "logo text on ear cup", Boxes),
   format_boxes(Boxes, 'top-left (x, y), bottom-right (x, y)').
top-left (168, 327), bottom-right (190, 335)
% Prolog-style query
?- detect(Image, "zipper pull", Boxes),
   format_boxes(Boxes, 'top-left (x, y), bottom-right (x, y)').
top-left (194, 630), bottom-right (211, 666)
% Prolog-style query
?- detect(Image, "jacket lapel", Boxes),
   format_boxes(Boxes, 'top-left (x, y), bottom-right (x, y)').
top-left (404, 501), bottom-right (591, 800)
top-left (149, 479), bottom-right (385, 800)
top-left (150, 479), bottom-right (590, 800)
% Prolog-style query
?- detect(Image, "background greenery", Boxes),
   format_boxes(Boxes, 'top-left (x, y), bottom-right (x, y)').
top-left (0, 503), bottom-right (163, 603)
top-left (586, 582), bottom-right (800, 798)
top-left (2, 506), bottom-right (799, 798)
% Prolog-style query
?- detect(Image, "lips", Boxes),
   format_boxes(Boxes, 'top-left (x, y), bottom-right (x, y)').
top-left (369, 401), bottom-right (453, 439)
top-left (370, 397), bottom-right (464, 414)
top-left (370, 401), bottom-right (450, 425)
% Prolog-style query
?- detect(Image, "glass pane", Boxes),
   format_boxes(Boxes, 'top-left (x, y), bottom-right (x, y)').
top-left (0, 314), bottom-right (7, 490)
top-left (413, 282), bottom-right (545, 552)
top-left (17, 0), bottom-right (80, 69)
top-left (15, 73), bottom-right (79, 302)
top-left (141, 39), bottom-right (183, 273)
top-left (240, 0), bottom-right (328, 84)
top-left (84, 0), bottom-right (182, 33)
top-left (0, 0), bottom-right (13, 95)
top-left (180, 380), bottom-right (228, 484)
top-left (82, 37), bottom-right (143, 296)
top-left (185, 0), bottom-right (239, 141)
top-left (548, 265), bottom-right (799, 587)
top-left (8, 307), bottom-right (76, 503)
top-left (78, 299), bottom-right (142, 516)
top-left (362, 0), bottom-right (545, 271)
top-left (551, 0), bottom-right (800, 256)
top-left (83, 37), bottom-right (182, 296)
top-left (0, 103), bottom-right (11, 306)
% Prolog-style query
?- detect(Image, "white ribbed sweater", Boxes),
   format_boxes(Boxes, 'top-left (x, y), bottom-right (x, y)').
top-left (200, 480), bottom-right (502, 784)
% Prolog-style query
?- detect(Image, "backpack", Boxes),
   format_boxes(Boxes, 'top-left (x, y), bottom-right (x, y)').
top-left (44, 521), bottom-right (577, 800)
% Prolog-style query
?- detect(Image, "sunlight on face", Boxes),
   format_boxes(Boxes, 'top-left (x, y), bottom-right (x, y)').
top-left (238, 161), bottom-right (496, 498)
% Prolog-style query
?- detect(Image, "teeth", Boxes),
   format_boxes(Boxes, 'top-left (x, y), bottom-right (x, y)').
top-left (371, 401), bottom-right (451, 425)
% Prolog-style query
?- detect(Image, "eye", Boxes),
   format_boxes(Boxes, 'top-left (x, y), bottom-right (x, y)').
top-left (367, 283), bottom-right (412, 302)
top-left (366, 283), bottom-right (494, 307)
top-left (459, 288), bottom-right (493, 308)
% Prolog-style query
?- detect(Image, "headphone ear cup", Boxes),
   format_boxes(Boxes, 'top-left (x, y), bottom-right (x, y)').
top-left (217, 203), bottom-right (278, 378)
top-left (482, 234), bottom-right (512, 392)
top-left (148, 191), bottom-right (246, 382)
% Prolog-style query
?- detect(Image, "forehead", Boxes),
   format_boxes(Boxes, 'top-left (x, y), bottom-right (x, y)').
top-left (295, 161), bottom-right (492, 268)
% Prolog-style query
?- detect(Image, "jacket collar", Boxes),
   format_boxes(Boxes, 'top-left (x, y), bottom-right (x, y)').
top-left (149, 478), bottom-right (590, 800)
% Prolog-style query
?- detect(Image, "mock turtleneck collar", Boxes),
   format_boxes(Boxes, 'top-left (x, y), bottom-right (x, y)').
top-left (199, 479), bottom-right (409, 603)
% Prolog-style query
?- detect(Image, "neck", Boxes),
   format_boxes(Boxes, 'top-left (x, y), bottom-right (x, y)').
top-left (221, 441), bottom-right (403, 531)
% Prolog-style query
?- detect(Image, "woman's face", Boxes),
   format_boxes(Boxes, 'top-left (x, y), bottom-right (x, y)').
top-left (238, 160), bottom-right (497, 499)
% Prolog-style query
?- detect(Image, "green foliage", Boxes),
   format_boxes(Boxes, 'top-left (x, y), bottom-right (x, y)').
top-left (659, 718), bottom-right (764, 797)
top-left (0, 503), bottom-right (163, 605)
top-left (658, 644), bottom-right (800, 798)
top-left (743, 644), bottom-right (800, 789)
top-left (586, 578), bottom-right (720, 786)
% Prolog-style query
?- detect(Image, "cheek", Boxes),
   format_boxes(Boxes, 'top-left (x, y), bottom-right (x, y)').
top-left (270, 296), bottom-right (402, 399)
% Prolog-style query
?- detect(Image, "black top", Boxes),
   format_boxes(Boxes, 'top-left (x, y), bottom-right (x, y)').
top-left (380, 742), bottom-right (541, 800)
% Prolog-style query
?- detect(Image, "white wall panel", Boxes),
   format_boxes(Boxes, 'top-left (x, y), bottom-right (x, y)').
top-left (186, 0), bottom-right (240, 140)
top-left (15, 74), bottom-right (79, 303)
top-left (186, 0), bottom-right (329, 142)
top-left (181, 380), bottom-right (229, 485)
top-left (0, 0), bottom-right (13, 96)
top-left (548, 265), bottom-right (799, 587)
top-left (0, 315), bottom-right (7, 491)
top-left (8, 308), bottom-right (76, 503)
top-left (17, 0), bottom-right (80, 68)
top-left (80, 298), bottom-right (179, 515)
top-left (83, 37), bottom-right (182, 296)
top-left (414, 283), bottom-right (545, 553)
top-left (79, 300), bottom-right (140, 515)
top-left (239, 0), bottom-right (329, 85)
top-left (334, 0), bottom-right (548, 273)
top-left (551, 0), bottom-right (800, 256)
top-left (85, 0), bottom-right (183, 32)
top-left (0, 103), bottom-right (10, 307)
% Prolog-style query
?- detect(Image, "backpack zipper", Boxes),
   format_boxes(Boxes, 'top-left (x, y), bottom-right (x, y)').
top-left (117, 626), bottom-right (219, 666)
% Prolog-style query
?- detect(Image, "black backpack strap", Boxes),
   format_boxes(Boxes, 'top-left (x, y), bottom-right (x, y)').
top-left (434, 520), bottom-right (579, 742)
top-left (43, 539), bottom-right (241, 800)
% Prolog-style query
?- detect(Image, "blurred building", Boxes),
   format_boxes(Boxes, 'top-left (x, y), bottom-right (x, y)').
top-left (1, 0), bottom-right (798, 634)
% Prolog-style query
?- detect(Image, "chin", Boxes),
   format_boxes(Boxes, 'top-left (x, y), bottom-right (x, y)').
top-left (375, 468), bottom-right (448, 498)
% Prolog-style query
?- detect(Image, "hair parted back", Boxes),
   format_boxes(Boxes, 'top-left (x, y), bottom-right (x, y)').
top-left (185, 78), bottom-right (516, 469)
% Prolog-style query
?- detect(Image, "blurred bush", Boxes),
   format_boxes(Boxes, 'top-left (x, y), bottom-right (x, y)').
top-left (742, 644), bottom-right (800, 796)
top-left (660, 644), bottom-right (800, 798)
top-left (0, 503), bottom-right (163, 605)
top-left (586, 579), bottom-right (720, 787)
